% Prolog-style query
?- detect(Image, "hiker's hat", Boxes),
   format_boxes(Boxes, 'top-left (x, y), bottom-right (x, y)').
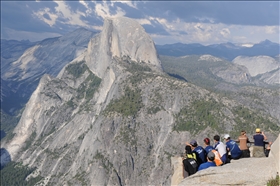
top-left (224, 134), bottom-right (230, 139)
top-left (190, 140), bottom-right (197, 146)
top-left (256, 128), bottom-right (261, 133)
top-left (207, 151), bottom-right (215, 161)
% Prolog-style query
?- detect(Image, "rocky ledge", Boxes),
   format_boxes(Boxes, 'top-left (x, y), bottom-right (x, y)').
top-left (172, 134), bottom-right (279, 186)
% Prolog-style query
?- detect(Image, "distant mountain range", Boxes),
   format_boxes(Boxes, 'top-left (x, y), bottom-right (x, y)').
top-left (156, 40), bottom-right (280, 61)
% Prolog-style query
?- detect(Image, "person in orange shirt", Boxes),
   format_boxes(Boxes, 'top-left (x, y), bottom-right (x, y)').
top-left (236, 130), bottom-right (251, 158)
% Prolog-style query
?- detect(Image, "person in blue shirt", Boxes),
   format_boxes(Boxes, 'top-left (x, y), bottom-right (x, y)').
top-left (253, 128), bottom-right (267, 147)
top-left (252, 128), bottom-right (268, 157)
top-left (198, 151), bottom-right (216, 171)
top-left (204, 137), bottom-right (214, 153)
top-left (186, 140), bottom-right (207, 166)
top-left (224, 134), bottom-right (242, 160)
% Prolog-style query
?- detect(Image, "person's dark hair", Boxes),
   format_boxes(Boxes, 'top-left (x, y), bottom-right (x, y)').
top-left (204, 138), bottom-right (210, 145)
top-left (214, 135), bottom-right (220, 141)
top-left (185, 145), bottom-right (192, 154)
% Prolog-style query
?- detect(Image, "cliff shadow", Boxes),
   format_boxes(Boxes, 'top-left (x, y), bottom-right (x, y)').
top-left (0, 148), bottom-right (11, 170)
top-left (167, 73), bottom-right (188, 82)
top-left (0, 130), bottom-right (6, 140)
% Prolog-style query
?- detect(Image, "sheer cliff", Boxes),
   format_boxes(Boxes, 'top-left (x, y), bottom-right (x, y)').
top-left (1, 28), bottom-right (97, 114)
top-left (1, 17), bottom-right (279, 186)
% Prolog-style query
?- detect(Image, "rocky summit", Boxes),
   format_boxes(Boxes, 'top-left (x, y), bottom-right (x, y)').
top-left (1, 17), bottom-right (279, 186)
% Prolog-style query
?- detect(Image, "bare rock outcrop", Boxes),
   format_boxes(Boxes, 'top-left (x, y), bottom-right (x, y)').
top-left (232, 56), bottom-right (279, 77)
top-left (85, 17), bottom-right (162, 79)
top-left (269, 133), bottom-right (280, 173)
top-left (176, 134), bottom-right (280, 186)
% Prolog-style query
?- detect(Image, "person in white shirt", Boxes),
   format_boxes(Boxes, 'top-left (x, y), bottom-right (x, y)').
top-left (213, 135), bottom-right (228, 164)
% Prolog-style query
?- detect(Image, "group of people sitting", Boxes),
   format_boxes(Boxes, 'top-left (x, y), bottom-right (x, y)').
top-left (182, 128), bottom-right (272, 177)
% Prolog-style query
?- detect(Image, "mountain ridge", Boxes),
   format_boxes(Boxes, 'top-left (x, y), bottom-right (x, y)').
top-left (156, 40), bottom-right (280, 61)
top-left (1, 28), bottom-right (98, 114)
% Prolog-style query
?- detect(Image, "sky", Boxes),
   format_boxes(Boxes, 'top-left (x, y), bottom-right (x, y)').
top-left (1, 1), bottom-right (279, 45)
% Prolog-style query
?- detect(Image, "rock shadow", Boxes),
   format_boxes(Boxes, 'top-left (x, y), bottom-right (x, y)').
top-left (0, 148), bottom-right (11, 170)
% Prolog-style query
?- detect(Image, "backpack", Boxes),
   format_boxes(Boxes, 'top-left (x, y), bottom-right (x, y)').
top-left (212, 149), bottom-right (223, 166)
top-left (188, 158), bottom-right (198, 169)
top-left (183, 153), bottom-right (198, 175)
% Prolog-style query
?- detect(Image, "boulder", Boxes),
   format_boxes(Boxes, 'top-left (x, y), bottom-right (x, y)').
top-left (171, 156), bottom-right (184, 185)
top-left (178, 157), bottom-right (277, 186)
top-left (269, 133), bottom-right (279, 172)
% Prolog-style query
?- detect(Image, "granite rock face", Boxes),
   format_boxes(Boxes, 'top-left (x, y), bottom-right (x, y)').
top-left (85, 17), bottom-right (162, 79)
top-left (1, 28), bottom-right (97, 113)
top-left (232, 55), bottom-right (280, 85)
top-left (269, 133), bottom-right (280, 173)
top-left (1, 17), bottom-right (279, 186)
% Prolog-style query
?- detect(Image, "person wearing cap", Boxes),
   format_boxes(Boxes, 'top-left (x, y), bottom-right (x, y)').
top-left (197, 151), bottom-right (216, 171)
top-left (252, 128), bottom-right (267, 157)
top-left (213, 135), bottom-right (228, 164)
top-left (224, 134), bottom-right (242, 160)
top-left (186, 140), bottom-right (207, 166)
top-left (204, 138), bottom-right (214, 153)
top-left (236, 130), bottom-right (251, 158)
top-left (253, 128), bottom-right (267, 147)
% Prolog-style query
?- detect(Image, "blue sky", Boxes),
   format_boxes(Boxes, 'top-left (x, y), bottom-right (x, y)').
top-left (1, 1), bottom-right (279, 45)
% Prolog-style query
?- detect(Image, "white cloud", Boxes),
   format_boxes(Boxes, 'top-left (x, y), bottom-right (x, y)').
top-left (33, 7), bottom-right (58, 27)
top-left (79, 0), bottom-right (93, 15)
top-left (136, 18), bottom-right (151, 25)
top-left (146, 16), bottom-right (280, 45)
top-left (109, 1), bottom-right (138, 9)
top-left (33, 1), bottom-right (90, 28)
top-left (79, 0), bottom-right (88, 9)
top-left (220, 28), bottom-right (231, 38)
top-left (194, 16), bottom-right (215, 24)
top-left (28, 1), bottom-right (280, 45)
top-left (265, 26), bottom-right (278, 34)
top-left (119, 1), bottom-right (138, 9)
top-left (150, 17), bottom-right (174, 30)
top-left (54, 1), bottom-right (88, 27)
top-left (95, 2), bottom-right (126, 19)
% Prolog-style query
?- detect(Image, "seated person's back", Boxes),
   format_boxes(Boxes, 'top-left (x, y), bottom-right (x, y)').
top-left (198, 151), bottom-right (216, 171)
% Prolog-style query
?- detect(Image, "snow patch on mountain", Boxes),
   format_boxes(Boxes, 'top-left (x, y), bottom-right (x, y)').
top-left (232, 56), bottom-right (279, 77)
